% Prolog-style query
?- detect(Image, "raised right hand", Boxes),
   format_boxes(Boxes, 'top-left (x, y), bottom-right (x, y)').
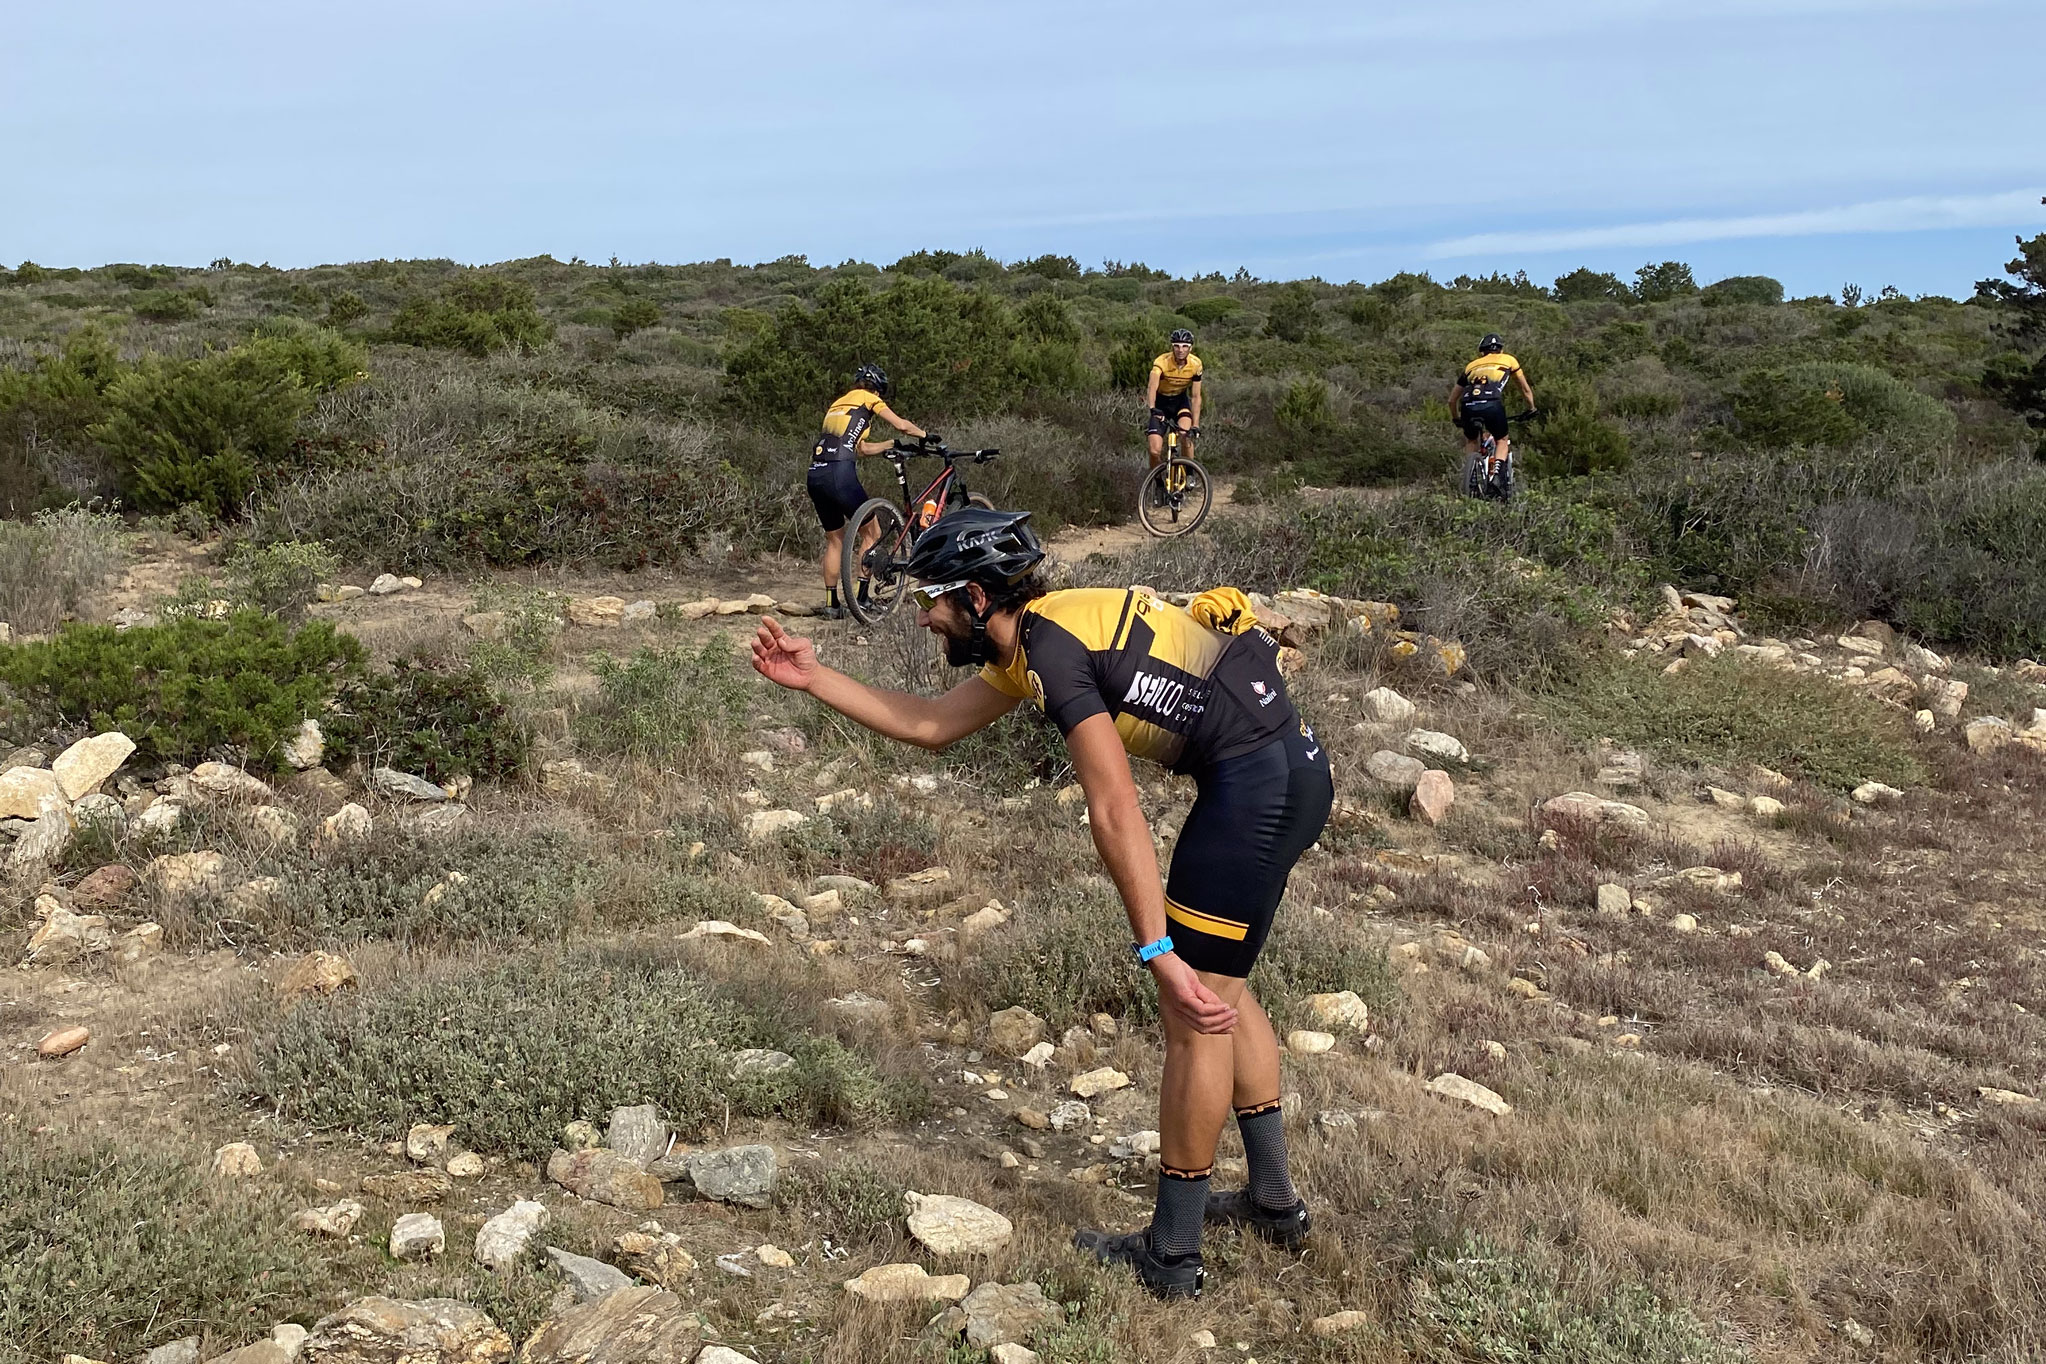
top-left (751, 616), bottom-right (819, 691)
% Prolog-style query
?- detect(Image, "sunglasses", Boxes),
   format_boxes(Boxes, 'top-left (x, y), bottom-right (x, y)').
top-left (910, 580), bottom-right (971, 610)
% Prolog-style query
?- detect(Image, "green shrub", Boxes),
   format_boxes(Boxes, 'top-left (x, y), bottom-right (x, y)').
top-left (324, 290), bottom-right (368, 327)
top-left (391, 275), bottom-right (554, 357)
top-left (221, 538), bottom-right (340, 619)
top-left (611, 297), bottom-right (661, 339)
top-left (1276, 378), bottom-right (1337, 435)
top-left (1542, 652), bottom-right (1924, 791)
top-left (1702, 275), bottom-right (1785, 307)
top-left (1179, 296), bottom-right (1241, 328)
top-left (1730, 362), bottom-right (1956, 454)
top-left (130, 289), bottom-right (203, 322)
top-left (0, 505), bottom-right (125, 633)
top-left (1554, 268), bottom-right (1631, 303)
top-left (0, 1130), bottom-right (352, 1362)
top-left (332, 656), bottom-right (529, 781)
top-left (1810, 463), bottom-right (2046, 658)
top-left (1633, 261), bottom-right (1699, 302)
top-left (0, 613), bottom-right (365, 767)
top-left (723, 275), bottom-right (1018, 423)
top-left (1252, 915), bottom-right (1400, 1033)
top-left (1407, 1233), bottom-right (1742, 1364)
top-left (90, 329), bottom-right (368, 516)
top-left (465, 585), bottom-right (567, 686)
top-left (576, 639), bottom-right (751, 764)
top-left (777, 1159), bottom-right (907, 1246)
top-left (1264, 282), bottom-right (1320, 342)
top-left (960, 881), bottom-right (1156, 1031)
top-left (247, 948), bottom-right (922, 1159)
top-left (233, 828), bottom-right (605, 948)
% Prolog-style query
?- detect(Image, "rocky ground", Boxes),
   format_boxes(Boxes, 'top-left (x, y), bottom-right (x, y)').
top-left (6, 524), bottom-right (2046, 1364)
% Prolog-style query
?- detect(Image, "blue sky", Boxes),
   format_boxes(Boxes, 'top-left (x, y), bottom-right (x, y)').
top-left (9, 0), bottom-right (2043, 297)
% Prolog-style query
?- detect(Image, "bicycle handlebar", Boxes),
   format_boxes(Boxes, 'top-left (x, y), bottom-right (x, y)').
top-left (889, 440), bottom-right (1000, 462)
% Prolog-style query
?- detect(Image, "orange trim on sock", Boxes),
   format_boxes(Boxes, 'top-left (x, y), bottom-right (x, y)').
top-left (1160, 1164), bottom-right (1214, 1181)
top-left (1234, 1098), bottom-right (1283, 1119)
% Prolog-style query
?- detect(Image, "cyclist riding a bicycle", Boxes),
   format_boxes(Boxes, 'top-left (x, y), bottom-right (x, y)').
top-left (809, 364), bottom-right (934, 619)
top-left (1145, 329), bottom-right (1203, 470)
top-left (1448, 333), bottom-right (1537, 465)
top-left (751, 509), bottom-right (1330, 1301)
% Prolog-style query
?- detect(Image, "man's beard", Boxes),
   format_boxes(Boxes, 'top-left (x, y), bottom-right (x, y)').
top-left (942, 628), bottom-right (982, 668)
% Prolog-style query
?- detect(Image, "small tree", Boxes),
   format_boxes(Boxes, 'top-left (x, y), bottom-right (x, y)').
top-left (1976, 199), bottom-right (2046, 444)
top-left (611, 298), bottom-right (661, 339)
top-left (1553, 268), bottom-right (1630, 303)
top-left (1633, 261), bottom-right (1698, 302)
top-left (1264, 282), bottom-right (1320, 342)
top-left (1701, 275), bottom-right (1785, 307)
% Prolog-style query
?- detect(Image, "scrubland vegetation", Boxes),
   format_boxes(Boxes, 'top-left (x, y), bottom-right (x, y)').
top-left (4, 222), bottom-right (2046, 1364)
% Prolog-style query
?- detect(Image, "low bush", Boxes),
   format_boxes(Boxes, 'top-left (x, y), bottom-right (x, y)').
top-left (390, 275), bottom-right (553, 356)
top-left (464, 585), bottom-right (567, 687)
top-left (960, 880), bottom-right (1156, 1030)
top-left (611, 297), bottom-right (661, 339)
top-left (0, 1129), bottom-right (351, 1361)
top-left (130, 288), bottom-right (203, 322)
top-left (1252, 913), bottom-right (1400, 1033)
top-left (1542, 652), bottom-right (1925, 792)
top-left (247, 947), bottom-right (922, 1158)
top-left (723, 274), bottom-right (1020, 424)
top-left (1405, 1233), bottom-right (1741, 1364)
top-left (776, 1159), bottom-right (908, 1248)
top-left (0, 504), bottom-right (124, 632)
top-left (332, 656), bottom-right (529, 781)
top-left (0, 613), bottom-right (365, 767)
top-left (220, 538), bottom-right (339, 619)
top-left (1729, 361), bottom-right (1956, 455)
top-left (225, 828), bottom-right (603, 948)
top-left (575, 638), bottom-right (752, 765)
top-left (90, 329), bottom-right (367, 516)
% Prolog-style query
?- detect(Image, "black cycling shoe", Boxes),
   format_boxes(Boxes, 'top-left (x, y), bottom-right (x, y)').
top-left (819, 605), bottom-right (846, 621)
top-left (1072, 1226), bottom-right (1204, 1300)
top-left (1204, 1189), bottom-right (1312, 1251)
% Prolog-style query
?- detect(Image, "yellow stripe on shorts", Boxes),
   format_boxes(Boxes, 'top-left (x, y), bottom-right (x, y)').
top-left (1166, 898), bottom-right (1249, 942)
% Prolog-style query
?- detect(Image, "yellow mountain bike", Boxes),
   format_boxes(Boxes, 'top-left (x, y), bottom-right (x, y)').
top-left (1138, 422), bottom-right (1213, 537)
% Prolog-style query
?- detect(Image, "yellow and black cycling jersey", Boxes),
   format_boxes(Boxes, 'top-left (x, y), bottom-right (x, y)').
top-left (1457, 353), bottom-right (1521, 406)
top-left (979, 588), bottom-right (1297, 772)
top-left (813, 387), bottom-right (888, 462)
top-left (1150, 352), bottom-right (1204, 399)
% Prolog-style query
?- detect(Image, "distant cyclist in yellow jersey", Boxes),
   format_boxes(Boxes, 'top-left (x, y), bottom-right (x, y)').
top-left (1448, 333), bottom-right (1538, 463)
top-left (1145, 328), bottom-right (1204, 470)
top-left (808, 363), bottom-right (934, 619)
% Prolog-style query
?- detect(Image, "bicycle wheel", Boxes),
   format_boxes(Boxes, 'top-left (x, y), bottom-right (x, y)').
top-left (1138, 456), bottom-right (1213, 537)
top-left (841, 497), bottom-right (910, 624)
top-left (966, 493), bottom-right (995, 512)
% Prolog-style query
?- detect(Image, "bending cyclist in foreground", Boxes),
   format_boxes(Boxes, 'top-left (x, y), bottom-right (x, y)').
top-left (750, 508), bottom-right (1331, 1299)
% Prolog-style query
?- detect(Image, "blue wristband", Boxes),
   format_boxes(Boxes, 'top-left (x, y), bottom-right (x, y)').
top-left (1133, 935), bottom-right (1174, 963)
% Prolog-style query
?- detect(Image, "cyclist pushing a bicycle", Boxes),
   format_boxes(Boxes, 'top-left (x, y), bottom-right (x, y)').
top-left (1145, 328), bottom-right (1203, 470)
top-left (810, 364), bottom-right (936, 619)
top-left (1449, 333), bottom-right (1537, 467)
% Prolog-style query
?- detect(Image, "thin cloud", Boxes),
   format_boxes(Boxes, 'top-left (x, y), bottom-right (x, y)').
top-left (1423, 189), bottom-right (2045, 259)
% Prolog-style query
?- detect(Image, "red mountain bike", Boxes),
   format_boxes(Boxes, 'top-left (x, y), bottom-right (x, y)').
top-left (842, 440), bottom-right (1000, 624)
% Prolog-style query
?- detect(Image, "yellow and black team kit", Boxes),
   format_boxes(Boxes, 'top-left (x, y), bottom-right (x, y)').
top-left (1456, 353), bottom-right (1521, 439)
top-left (807, 387), bottom-right (886, 531)
top-left (1148, 352), bottom-right (1203, 434)
top-left (980, 588), bottom-right (1333, 976)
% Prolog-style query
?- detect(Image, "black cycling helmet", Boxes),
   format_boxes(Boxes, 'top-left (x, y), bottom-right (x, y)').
top-left (1169, 328), bottom-right (1194, 344)
top-left (905, 507), bottom-right (1044, 590)
top-left (1479, 333), bottom-right (1505, 354)
top-left (852, 363), bottom-right (890, 397)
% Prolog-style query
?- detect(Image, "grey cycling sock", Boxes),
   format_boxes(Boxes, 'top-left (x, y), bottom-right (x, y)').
top-left (1152, 1165), bottom-right (1210, 1259)
top-left (1236, 1101), bottom-right (1299, 1211)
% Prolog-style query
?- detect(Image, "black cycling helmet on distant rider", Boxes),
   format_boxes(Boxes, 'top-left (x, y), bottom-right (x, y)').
top-left (1169, 328), bottom-right (1194, 344)
top-left (853, 363), bottom-right (890, 397)
top-left (1479, 334), bottom-right (1505, 354)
